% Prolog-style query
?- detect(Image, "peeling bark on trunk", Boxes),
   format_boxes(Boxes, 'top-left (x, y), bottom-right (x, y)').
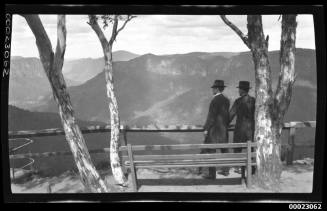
top-left (274, 15), bottom-right (297, 122)
top-left (270, 14), bottom-right (297, 183)
top-left (88, 15), bottom-right (129, 186)
top-left (104, 46), bottom-right (127, 186)
top-left (246, 15), bottom-right (283, 189)
top-left (22, 15), bottom-right (109, 193)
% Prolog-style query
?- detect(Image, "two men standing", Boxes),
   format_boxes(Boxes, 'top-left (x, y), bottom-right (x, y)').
top-left (201, 80), bottom-right (255, 179)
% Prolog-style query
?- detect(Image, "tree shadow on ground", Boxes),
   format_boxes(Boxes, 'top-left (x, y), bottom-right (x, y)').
top-left (19, 171), bottom-right (77, 190)
top-left (22, 178), bottom-right (48, 189)
top-left (54, 182), bottom-right (84, 193)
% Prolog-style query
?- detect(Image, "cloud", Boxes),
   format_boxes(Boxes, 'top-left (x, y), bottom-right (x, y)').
top-left (297, 15), bottom-right (315, 27)
top-left (10, 14), bottom-right (316, 58)
top-left (155, 15), bottom-right (219, 28)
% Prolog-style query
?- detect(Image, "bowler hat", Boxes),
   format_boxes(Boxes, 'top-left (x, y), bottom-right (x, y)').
top-left (211, 80), bottom-right (226, 88)
top-left (237, 81), bottom-right (251, 90)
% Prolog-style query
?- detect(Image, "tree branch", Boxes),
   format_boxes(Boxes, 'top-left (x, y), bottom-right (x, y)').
top-left (273, 15), bottom-right (297, 118)
top-left (53, 15), bottom-right (66, 73)
top-left (21, 15), bottom-right (54, 75)
top-left (109, 15), bottom-right (119, 45)
top-left (116, 15), bottom-right (136, 37)
top-left (220, 15), bottom-right (250, 49)
top-left (88, 15), bottom-right (109, 50)
top-left (109, 15), bottom-right (136, 45)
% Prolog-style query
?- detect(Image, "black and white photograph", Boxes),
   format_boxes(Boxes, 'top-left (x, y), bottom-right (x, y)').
top-left (2, 5), bottom-right (325, 203)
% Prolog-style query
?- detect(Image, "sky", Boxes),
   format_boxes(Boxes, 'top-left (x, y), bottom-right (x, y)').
top-left (11, 14), bottom-right (316, 59)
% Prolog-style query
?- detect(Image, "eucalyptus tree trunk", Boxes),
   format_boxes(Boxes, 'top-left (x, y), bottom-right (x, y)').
top-left (250, 15), bottom-right (297, 189)
top-left (247, 15), bottom-right (282, 188)
top-left (103, 44), bottom-right (127, 186)
top-left (88, 15), bottom-right (132, 186)
top-left (272, 14), bottom-right (297, 167)
top-left (221, 15), bottom-right (297, 189)
top-left (22, 15), bottom-right (109, 193)
top-left (274, 15), bottom-right (297, 128)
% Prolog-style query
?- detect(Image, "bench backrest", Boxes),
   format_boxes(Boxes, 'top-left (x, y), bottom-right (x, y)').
top-left (119, 142), bottom-right (257, 164)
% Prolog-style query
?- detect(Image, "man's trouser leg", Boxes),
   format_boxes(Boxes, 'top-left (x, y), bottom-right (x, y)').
top-left (199, 148), bottom-right (211, 175)
top-left (208, 148), bottom-right (217, 179)
top-left (200, 148), bottom-right (216, 179)
top-left (234, 147), bottom-right (245, 178)
top-left (218, 148), bottom-right (230, 175)
top-left (199, 137), bottom-right (209, 175)
top-left (198, 149), bottom-right (205, 174)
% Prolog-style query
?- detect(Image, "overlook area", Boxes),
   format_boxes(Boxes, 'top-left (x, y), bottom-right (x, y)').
top-left (6, 12), bottom-right (320, 197)
top-left (11, 158), bottom-right (314, 193)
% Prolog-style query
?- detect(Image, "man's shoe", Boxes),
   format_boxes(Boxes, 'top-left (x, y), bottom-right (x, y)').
top-left (219, 171), bottom-right (230, 176)
top-left (234, 168), bottom-right (241, 174)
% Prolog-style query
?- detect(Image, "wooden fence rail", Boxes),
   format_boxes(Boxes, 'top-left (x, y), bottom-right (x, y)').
top-left (8, 121), bottom-right (316, 139)
top-left (8, 121), bottom-right (316, 166)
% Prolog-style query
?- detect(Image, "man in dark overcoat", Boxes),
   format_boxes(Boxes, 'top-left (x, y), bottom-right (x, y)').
top-left (229, 81), bottom-right (256, 176)
top-left (200, 80), bottom-right (230, 179)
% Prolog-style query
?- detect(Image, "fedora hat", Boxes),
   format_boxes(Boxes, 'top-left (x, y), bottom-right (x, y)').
top-left (211, 80), bottom-right (226, 88)
top-left (237, 81), bottom-right (251, 90)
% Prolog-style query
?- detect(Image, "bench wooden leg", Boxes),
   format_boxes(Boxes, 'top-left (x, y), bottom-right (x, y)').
top-left (246, 168), bottom-right (252, 188)
top-left (127, 144), bottom-right (138, 192)
top-left (246, 141), bottom-right (252, 188)
top-left (130, 166), bottom-right (138, 192)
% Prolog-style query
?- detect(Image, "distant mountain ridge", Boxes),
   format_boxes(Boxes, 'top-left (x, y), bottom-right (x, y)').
top-left (62, 50), bottom-right (140, 83)
top-left (9, 49), bottom-right (316, 129)
top-left (112, 50), bottom-right (140, 61)
top-left (32, 48), bottom-right (316, 126)
top-left (9, 50), bottom-right (140, 109)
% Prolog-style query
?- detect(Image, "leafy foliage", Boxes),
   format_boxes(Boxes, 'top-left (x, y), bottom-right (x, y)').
top-left (89, 15), bottom-right (136, 30)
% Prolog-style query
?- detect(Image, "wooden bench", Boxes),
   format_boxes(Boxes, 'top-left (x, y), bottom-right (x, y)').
top-left (119, 141), bottom-right (256, 192)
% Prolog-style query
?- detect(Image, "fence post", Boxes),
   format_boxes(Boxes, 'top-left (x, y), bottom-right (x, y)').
top-left (246, 141), bottom-right (252, 188)
top-left (122, 127), bottom-right (128, 146)
top-left (29, 150), bottom-right (34, 171)
top-left (127, 144), bottom-right (138, 192)
top-left (11, 148), bottom-right (15, 181)
top-left (120, 126), bottom-right (128, 176)
top-left (11, 164), bottom-right (15, 181)
top-left (47, 181), bottom-right (52, 193)
top-left (286, 127), bottom-right (296, 165)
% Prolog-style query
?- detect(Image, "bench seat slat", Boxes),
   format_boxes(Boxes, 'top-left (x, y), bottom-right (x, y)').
top-left (124, 159), bottom-right (256, 167)
top-left (125, 163), bottom-right (257, 168)
top-left (122, 152), bottom-right (256, 162)
top-left (124, 157), bottom-right (248, 165)
top-left (119, 143), bottom-right (257, 151)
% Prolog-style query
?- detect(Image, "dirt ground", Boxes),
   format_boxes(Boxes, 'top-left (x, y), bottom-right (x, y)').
top-left (10, 158), bottom-right (314, 193)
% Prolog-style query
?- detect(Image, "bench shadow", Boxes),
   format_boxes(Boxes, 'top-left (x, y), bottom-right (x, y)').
top-left (138, 178), bottom-right (242, 186)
